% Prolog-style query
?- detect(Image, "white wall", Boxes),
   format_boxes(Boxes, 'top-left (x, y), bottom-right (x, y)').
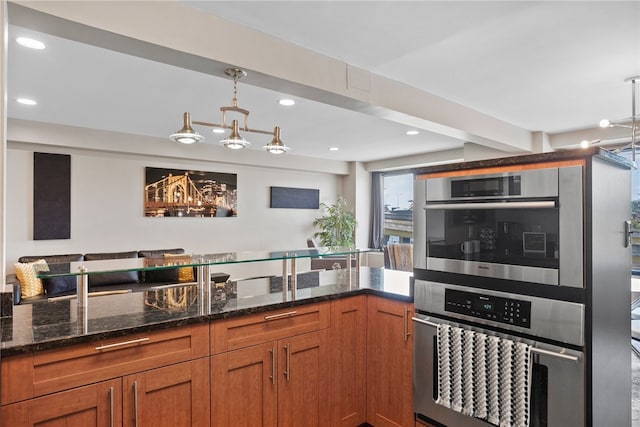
top-left (6, 138), bottom-right (341, 277)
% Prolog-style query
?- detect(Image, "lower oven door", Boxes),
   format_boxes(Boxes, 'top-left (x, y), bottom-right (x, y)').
top-left (413, 314), bottom-right (584, 427)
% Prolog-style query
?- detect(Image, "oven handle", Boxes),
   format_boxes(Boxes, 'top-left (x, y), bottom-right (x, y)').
top-left (425, 200), bottom-right (556, 210)
top-left (411, 316), bottom-right (580, 362)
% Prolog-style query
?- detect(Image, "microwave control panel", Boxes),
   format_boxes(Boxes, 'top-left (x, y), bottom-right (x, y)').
top-left (444, 289), bottom-right (532, 328)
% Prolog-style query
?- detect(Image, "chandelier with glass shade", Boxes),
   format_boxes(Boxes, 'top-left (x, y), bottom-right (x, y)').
top-left (169, 68), bottom-right (290, 154)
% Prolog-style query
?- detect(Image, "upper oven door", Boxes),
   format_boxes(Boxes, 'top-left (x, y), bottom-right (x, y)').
top-left (414, 166), bottom-right (583, 288)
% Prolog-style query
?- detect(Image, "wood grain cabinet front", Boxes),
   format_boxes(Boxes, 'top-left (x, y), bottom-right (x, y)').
top-left (123, 358), bottom-right (210, 427)
top-left (1, 323), bottom-right (209, 405)
top-left (366, 296), bottom-right (415, 427)
top-left (329, 295), bottom-right (367, 427)
top-left (1, 378), bottom-right (123, 427)
top-left (1, 356), bottom-right (209, 427)
top-left (210, 302), bottom-right (330, 354)
top-left (211, 330), bottom-right (330, 427)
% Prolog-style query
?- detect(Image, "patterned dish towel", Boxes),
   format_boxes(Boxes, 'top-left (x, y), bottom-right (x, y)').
top-left (435, 324), bottom-right (532, 427)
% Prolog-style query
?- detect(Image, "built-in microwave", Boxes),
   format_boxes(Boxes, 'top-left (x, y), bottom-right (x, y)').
top-left (413, 165), bottom-right (584, 288)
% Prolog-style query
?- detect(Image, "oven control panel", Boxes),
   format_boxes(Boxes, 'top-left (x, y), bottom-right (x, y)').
top-left (444, 289), bottom-right (532, 328)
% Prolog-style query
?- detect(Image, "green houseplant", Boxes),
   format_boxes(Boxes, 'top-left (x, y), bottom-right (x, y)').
top-left (313, 197), bottom-right (357, 247)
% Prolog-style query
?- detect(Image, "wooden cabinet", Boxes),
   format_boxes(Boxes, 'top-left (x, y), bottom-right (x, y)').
top-left (367, 296), bottom-right (414, 427)
top-left (1, 378), bottom-right (122, 427)
top-left (1, 323), bottom-right (209, 427)
top-left (2, 358), bottom-right (209, 427)
top-left (211, 303), bottom-right (331, 427)
top-left (277, 330), bottom-right (330, 427)
top-left (2, 323), bottom-right (209, 405)
top-left (211, 302), bottom-right (330, 354)
top-left (123, 358), bottom-right (209, 427)
top-left (211, 343), bottom-right (277, 427)
top-left (2, 296), bottom-right (416, 427)
top-left (329, 295), bottom-right (367, 427)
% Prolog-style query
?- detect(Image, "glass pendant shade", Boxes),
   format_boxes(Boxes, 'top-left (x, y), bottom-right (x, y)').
top-left (219, 119), bottom-right (251, 149)
top-left (169, 112), bottom-right (205, 144)
top-left (263, 127), bottom-right (290, 154)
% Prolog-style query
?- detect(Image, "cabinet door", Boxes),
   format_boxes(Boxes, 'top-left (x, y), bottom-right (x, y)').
top-left (330, 296), bottom-right (367, 426)
top-left (367, 296), bottom-right (414, 427)
top-left (1, 378), bottom-right (121, 427)
top-left (278, 330), bottom-right (330, 427)
top-left (211, 343), bottom-right (277, 427)
top-left (123, 358), bottom-right (209, 427)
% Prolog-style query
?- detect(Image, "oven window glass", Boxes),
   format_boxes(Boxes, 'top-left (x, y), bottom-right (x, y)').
top-left (426, 205), bottom-right (559, 269)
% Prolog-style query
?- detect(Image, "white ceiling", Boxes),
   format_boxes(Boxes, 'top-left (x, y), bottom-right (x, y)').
top-left (7, 1), bottom-right (640, 163)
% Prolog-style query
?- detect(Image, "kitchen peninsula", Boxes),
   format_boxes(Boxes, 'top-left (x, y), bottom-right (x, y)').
top-left (0, 252), bottom-right (415, 427)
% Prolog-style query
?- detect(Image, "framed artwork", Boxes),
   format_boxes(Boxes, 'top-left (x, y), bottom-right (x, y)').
top-left (270, 186), bottom-right (319, 209)
top-left (34, 152), bottom-right (71, 240)
top-left (144, 167), bottom-right (237, 217)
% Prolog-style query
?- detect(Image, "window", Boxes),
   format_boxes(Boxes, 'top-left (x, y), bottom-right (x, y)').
top-left (618, 150), bottom-right (640, 270)
top-left (383, 173), bottom-right (414, 244)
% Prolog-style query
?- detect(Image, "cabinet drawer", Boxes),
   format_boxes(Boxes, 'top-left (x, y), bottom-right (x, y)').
top-left (1, 323), bottom-right (208, 405)
top-left (211, 302), bottom-right (330, 354)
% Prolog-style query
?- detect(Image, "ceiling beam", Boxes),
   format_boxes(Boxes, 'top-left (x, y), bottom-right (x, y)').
top-left (9, 1), bottom-right (533, 154)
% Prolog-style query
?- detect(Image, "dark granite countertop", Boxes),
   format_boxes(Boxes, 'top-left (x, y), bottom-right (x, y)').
top-left (414, 147), bottom-right (636, 175)
top-left (0, 267), bottom-right (412, 357)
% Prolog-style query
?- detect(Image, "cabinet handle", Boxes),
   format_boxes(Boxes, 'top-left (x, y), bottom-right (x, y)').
top-left (133, 381), bottom-right (139, 427)
top-left (109, 386), bottom-right (114, 427)
top-left (269, 346), bottom-right (276, 385)
top-left (404, 306), bottom-right (411, 341)
top-left (264, 311), bottom-right (297, 321)
top-left (283, 344), bottom-right (290, 381)
top-left (95, 337), bottom-right (150, 352)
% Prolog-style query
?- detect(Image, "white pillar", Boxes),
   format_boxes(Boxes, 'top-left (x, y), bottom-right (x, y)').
top-left (342, 161), bottom-right (370, 248)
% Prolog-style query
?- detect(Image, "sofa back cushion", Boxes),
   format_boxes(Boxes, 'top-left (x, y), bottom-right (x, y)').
top-left (18, 254), bottom-right (84, 296)
top-left (83, 251), bottom-right (139, 287)
top-left (138, 248), bottom-right (185, 283)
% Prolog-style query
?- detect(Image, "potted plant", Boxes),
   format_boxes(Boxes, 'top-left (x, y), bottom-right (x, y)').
top-left (313, 197), bottom-right (357, 247)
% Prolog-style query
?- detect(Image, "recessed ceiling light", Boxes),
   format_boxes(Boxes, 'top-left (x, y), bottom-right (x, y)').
top-left (212, 128), bottom-right (225, 134)
top-left (329, 147), bottom-right (340, 151)
top-left (16, 37), bottom-right (45, 50)
top-left (278, 99), bottom-right (295, 106)
top-left (16, 98), bottom-right (37, 106)
top-left (406, 130), bottom-right (419, 136)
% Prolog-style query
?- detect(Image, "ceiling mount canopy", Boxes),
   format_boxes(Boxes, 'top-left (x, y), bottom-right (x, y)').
top-left (169, 68), bottom-right (290, 154)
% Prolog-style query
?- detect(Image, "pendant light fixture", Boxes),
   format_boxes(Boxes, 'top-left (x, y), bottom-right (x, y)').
top-left (263, 127), bottom-right (290, 154)
top-left (169, 68), bottom-right (290, 154)
top-left (585, 76), bottom-right (639, 161)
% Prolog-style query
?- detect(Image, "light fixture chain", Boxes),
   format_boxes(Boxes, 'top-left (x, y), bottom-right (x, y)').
top-left (232, 72), bottom-right (239, 108)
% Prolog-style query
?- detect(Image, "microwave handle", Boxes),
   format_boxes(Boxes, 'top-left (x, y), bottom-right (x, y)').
top-left (425, 200), bottom-right (556, 210)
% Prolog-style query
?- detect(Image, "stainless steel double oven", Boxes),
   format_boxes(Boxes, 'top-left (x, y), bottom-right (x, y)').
top-left (413, 163), bottom-right (588, 427)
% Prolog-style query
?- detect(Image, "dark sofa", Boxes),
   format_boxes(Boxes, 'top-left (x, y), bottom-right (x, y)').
top-left (8, 248), bottom-right (229, 304)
